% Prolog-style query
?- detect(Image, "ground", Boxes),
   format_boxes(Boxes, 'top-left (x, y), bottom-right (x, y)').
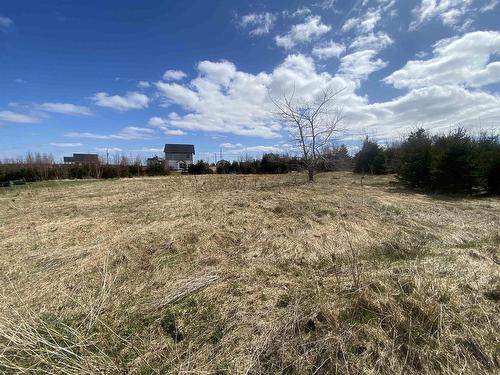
top-left (0, 172), bottom-right (499, 374)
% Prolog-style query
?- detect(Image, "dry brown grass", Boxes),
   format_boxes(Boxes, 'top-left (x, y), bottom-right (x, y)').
top-left (0, 172), bottom-right (499, 374)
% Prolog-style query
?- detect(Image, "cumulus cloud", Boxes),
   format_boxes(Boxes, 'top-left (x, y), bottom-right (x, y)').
top-left (342, 9), bottom-right (381, 34)
top-left (50, 142), bottom-right (83, 148)
top-left (65, 126), bottom-right (154, 140)
top-left (240, 12), bottom-right (277, 35)
top-left (148, 116), bottom-right (187, 136)
top-left (362, 85), bottom-right (500, 138)
top-left (0, 15), bottom-right (13, 30)
top-left (0, 111), bottom-right (39, 123)
top-left (37, 102), bottom-right (93, 116)
top-left (312, 40), bottom-right (346, 59)
top-left (221, 144), bottom-right (285, 155)
top-left (137, 81), bottom-right (151, 88)
top-left (410, 0), bottom-right (474, 29)
top-left (480, 0), bottom-right (499, 12)
top-left (162, 70), bottom-right (187, 81)
top-left (164, 129), bottom-right (187, 136)
top-left (96, 147), bottom-right (123, 152)
top-left (339, 50), bottom-right (388, 80)
top-left (91, 92), bottom-right (149, 111)
top-left (384, 31), bottom-right (500, 89)
top-left (349, 32), bottom-right (394, 52)
top-left (220, 142), bottom-right (243, 148)
top-left (154, 54), bottom-right (364, 139)
top-left (130, 147), bottom-right (164, 152)
top-left (286, 7), bottom-right (312, 18)
top-left (275, 16), bottom-right (331, 49)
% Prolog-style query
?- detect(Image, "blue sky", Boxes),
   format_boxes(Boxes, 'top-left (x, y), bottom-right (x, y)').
top-left (1, 0), bottom-right (499, 162)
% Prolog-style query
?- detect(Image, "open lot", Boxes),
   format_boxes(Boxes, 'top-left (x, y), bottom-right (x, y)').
top-left (0, 172), bottom-right (499, 374)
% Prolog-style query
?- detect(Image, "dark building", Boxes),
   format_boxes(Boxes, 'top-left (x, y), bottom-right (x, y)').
top-left (146, 156), bottom-right (164, 166)
top-left (164, 144), bottom-right (195, 170)
top-left (63, 153), bottom-right (99, 165)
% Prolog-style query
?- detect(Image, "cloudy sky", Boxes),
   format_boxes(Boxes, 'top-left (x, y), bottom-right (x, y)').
top-left (1, 0), bottom-right (499, 161)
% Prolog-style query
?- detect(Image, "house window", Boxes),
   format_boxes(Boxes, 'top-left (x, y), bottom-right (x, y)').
top-left (186, 154), bottom-right (190, 158)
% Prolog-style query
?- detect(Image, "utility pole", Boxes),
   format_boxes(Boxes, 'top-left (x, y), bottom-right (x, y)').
top-left (106, 149), bottom-right (109, 165)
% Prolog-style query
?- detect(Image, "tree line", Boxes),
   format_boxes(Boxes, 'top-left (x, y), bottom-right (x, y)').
top-left (353, 128), bottom-right (500, 195)
top-left (0, 154), bottom-right (170, 182)
top-left (2, 128), bottom-right (499, 195)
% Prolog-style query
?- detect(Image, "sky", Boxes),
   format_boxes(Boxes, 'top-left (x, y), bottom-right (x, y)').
top-left (1, 0), bottom-right (500, 162)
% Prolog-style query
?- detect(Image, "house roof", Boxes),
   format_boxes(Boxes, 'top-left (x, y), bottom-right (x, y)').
top-left (164, 144), bottom-right (195, 154)
top-left (64, 153), bottom-right (99, 163)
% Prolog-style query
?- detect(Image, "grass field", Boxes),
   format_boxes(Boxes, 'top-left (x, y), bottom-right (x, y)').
top-left (0, 172), bottom-right (499, 374)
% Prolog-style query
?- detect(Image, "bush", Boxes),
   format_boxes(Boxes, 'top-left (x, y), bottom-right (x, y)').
top-left (354, 138), bottom-right (386, 174)
top-left (216, 160), bottom-right (231, 174)
top-left (101, 165), bottom-right (119, 179)
top-left (475, 133), bottom-right (500, 195)
top-left (260, 153), bottom-right (290, 174)
top-left (397, 129), bottom-right (433, 188)
top-left (188, 160), bottom-right (212, 175)
top-left (430, 129), bottom-right (477, 193)
top-left (394, 128), bottom-right (500, 195)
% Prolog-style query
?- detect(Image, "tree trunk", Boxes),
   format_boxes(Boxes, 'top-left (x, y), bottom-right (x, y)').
top-left (308, 167), bottom-right (314, 182)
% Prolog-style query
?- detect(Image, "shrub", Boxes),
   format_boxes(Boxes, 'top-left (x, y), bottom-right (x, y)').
top-left (354, 138), bottom-right (386, 174)
top-left (397, 129), bottom-right (433, 189)
top-left (430, 129), bottom-right (477, 193)
top-left (317, 144), bottom-right (353, 172)
top-left (395, 128), bottom-right (500, 195)
top-left (188, 160), bottom-right (212, 175)
top-left (260, 153), bottom-right (290, 174)
top-left (216, 160), bottom-right (231, 174)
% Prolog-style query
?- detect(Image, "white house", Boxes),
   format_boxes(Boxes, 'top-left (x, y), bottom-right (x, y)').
top-left (164, 144), bottom-right (195, 170)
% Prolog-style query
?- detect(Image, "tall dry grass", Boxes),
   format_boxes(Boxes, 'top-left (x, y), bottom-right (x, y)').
top-left (0, 172), bottom-right (498, 373)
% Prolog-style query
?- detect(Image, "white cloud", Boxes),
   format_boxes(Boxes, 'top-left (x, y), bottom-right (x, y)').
top-left (91, 92), bottom-right (149, 111)
top-left (14, 78), bottom-right (27, 84)
top-left (314, 0), bottom-right (338, 10)
top-left (37, 102), bottom-right (93, 116)
top-left (225, 145), bottom-right (284, 154)
top-left (65, 126), bottom-right (154, 140)
top-left (148, 116), bottom-right (167, 127)
top-left (220, 142), bottom-right (243, 148)
top-left (384, 31), bottom-right (500, 89)
top-left (137, 81), bottom-right (151, 88)
top-left (152, 47), bottom-right (500, 143)
top-left (349, 32), bottom-right (394, 52)
top-left (164, 129), bottom-right (186, 136)
top-left (339, 50), bottom-right (388, 80)
top-left (0, 15), bottom-right (13, 29)
top-left (342, 9), bottom-right (381, 34)
top-left (288, 7), bottom-right (312, 18)
top-left (131, 147), bottom-right (164, 152)
top-left (155, 54), bottom-right (364, 139)
top-left (312, 40), bottom-right (346, 59)
top-left (240, 12), bottom-right (277, 35)
top-left (162, 70), bottom-right (187, 81)
top-left (50, 142), bottom-right (83, 148)
top-left (0, 111), bottom-right (39, 123)
top-left (410, 0), bottom-right (474, 29)
top-left (480, 0), bottom-right (499, 12)
top-left (148, 116), bottom-right (187, 136)
top-left (96, 147), bottom-right (123, 152)
top-left (275, 15), bottom-right (331, 49)
top-left (361, 85), bottom-right (500, 138)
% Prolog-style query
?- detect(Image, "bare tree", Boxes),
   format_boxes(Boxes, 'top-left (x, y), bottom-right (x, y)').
top-left (273, 88), bottom-right (344, 182)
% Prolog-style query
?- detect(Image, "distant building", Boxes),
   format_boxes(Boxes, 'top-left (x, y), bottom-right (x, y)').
top-left (164, 144), bottom-right (195, 170)
top-left (63, 153), bottom-right (99, 165)
top-left (146, 156), bottom-right (164, 166)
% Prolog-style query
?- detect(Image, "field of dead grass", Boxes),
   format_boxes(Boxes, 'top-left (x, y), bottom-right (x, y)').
top-left (0, 172), bottom-right (499, 374)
